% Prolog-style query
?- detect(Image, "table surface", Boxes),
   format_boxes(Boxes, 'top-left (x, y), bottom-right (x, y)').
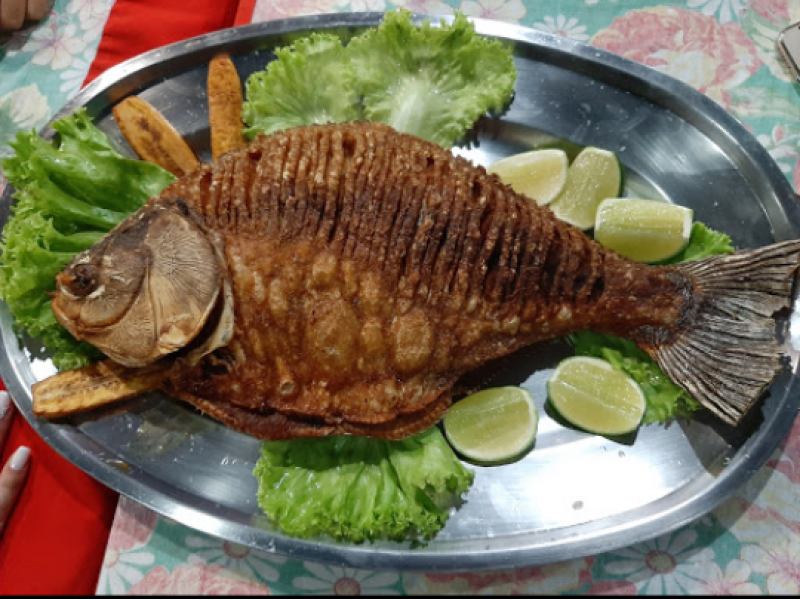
top-left (3, 0), bottom-right (800, 595)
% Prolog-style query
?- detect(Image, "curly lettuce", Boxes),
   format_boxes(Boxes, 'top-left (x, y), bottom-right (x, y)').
top-left (242, 34), bottom-right (359, 139)
top-left (242, 10), bottom-right (516, 148)
top-left (254, 427), bottom-right (473, 543)
top-left (0, 109), bottom-right (175, 370)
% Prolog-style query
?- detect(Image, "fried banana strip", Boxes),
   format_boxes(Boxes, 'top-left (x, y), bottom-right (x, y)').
top-left (32, 359), bottom-right (172, 418)
top-left (113, 96), bottom-right (199, 177)
top-left (208, 53), bottom-right (246, 159)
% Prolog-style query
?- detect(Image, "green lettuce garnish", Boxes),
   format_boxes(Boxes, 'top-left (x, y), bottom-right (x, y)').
top-left (242, 34), bottom-right (359, 139)
top-left (0, 109), bottom-right (175, 370)
top-left (242, 10), bottom-right (516, 148)
top-left (570, 222), bottom-right (734, 423)
top-left (254, 427), bottom-right (473, 543)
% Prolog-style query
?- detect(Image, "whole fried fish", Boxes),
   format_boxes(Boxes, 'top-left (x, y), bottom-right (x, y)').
top-left (36, 122), bottom-right (800, 439)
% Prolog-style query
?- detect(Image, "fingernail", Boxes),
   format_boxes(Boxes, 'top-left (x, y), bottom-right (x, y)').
top-left (0, 391), bottom-right (9, 419)
top-left (9, 446), bottom-right (30, 471)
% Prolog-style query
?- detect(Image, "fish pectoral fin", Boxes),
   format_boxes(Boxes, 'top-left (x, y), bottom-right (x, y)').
top-left (32, 359), bottom-right (173, 418)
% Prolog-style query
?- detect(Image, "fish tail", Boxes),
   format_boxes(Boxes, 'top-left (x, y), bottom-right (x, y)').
top-left (651, 240), bottom-right (800, 425)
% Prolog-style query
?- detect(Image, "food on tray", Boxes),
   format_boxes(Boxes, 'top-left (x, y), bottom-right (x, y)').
top-left (549, 146), bottom-right (622, 230)
top-left (487, 148), bottom-right (569, 206)
top-left (443, 386), bottom-right (539, 464)
top-left (547, 356), bottom-right (646, 436)
top-left (113, 96), bottom-right (199, 177)
top-left (32, 358), bottom-right (172, 418)
top-left (32, 122), bottom-right (800, 436)
top-left (594, 197), bottom-right (694, 263)
top-left (254, 426), bottom-right (473, 542)
top-left (207, 52), bottom-right (247, 159)
top-left (0, 110), bottom-right (176, 370)
top-left (241, 11), bottom-right (516, 148)
top-left (4, 8), bottom-right (800, 545)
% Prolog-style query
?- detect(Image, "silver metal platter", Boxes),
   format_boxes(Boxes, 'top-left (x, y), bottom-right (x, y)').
top-left (2, 12), bottom-right (800, 572)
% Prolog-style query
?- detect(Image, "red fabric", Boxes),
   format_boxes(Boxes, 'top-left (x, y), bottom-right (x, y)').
top-left (235, 0), bottom-right (257, 26)
top-left (0, 0), bottom-right (238, 594)
top-left (85, 0), bottom-right (239, 84)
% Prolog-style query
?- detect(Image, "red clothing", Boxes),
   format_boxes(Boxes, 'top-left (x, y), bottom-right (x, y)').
top-left (0, 0), bottom-right (238, 594)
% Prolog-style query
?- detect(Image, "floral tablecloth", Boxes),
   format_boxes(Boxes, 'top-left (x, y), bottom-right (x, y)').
top-left (3, 0), bottom-right (800, 595)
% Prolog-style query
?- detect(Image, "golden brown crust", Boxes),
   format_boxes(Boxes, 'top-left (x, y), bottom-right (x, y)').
top-left (153, 122), bottom-right (690, 439)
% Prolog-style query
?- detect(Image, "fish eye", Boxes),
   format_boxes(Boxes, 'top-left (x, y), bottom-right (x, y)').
top-left (66, 263), bottom-right (100, 297)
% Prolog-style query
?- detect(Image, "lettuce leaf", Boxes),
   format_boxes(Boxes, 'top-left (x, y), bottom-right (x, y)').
top-left (254, 427), bottom-right (473, 543)
top-left (242, 10), bottom-right (516, 148)
top-left (569, 222), bottom-right (734, 423)
top-left (242, 34), bottom-right (360, 140)
top-left (346, 11), bottom-right (516, 147)
top-left (0, 109), bottom-right (175, 370)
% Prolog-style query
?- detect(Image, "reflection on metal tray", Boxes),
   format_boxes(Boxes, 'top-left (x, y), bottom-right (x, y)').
top-left (2, 13), bottom-right (800, 571)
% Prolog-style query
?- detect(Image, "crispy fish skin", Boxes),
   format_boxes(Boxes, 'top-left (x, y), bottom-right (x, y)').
top-left (46, 122), bottom-right (800, 439)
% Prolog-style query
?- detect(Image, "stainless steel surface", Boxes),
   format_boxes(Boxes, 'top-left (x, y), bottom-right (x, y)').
top-left (2, 13), bottom-right (800, 571)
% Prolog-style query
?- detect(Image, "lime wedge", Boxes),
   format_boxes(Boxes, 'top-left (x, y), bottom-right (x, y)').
top-left (549, 147), bottom-right (622, 230)
top-left (443, 386), bottom-right (538, 464)
top-left (488, 149), bottom-right (569, 206)
top-left (594, 198), bottom-right (693, 263)
top-left (547, 357), bottom-right (645, 436)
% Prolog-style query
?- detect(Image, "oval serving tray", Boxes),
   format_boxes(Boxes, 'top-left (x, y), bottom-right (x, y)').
top-left (1, 12), bottom-right (799, 571)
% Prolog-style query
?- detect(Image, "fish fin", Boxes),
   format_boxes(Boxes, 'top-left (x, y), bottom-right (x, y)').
top-left (652, 240), bottom-right (800, 425)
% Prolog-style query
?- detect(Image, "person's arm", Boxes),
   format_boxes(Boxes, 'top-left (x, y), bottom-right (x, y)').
top-left (0, 392), bottom-right (30, 535)
top-left (1, 0), bottom-right (52, 30)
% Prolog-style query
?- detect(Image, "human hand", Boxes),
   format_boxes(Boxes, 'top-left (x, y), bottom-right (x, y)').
top-left (0, 391), bottom-right (30, 536)
top-left (0, 0), bottom-right (52, 31)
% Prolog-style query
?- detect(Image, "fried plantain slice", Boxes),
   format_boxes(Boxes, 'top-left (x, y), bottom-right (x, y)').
top-left (208, 53), bottom-right (247, 159)
top-left (32, 359), bottom-right (172, 418)
top-left (113, 96), bottom-right (199, 177)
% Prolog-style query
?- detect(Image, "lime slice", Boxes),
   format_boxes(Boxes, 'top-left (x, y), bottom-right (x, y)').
top-left (488, 149), bottom-right (569, 206)
top-left (549, 147), bottom-right (622, 230)
top-left (547, 357), bottom-right (645, 436)
top-left (443, 386), bottom-right (538, 464)
top-left (594, 198), bottom-right (693, 263)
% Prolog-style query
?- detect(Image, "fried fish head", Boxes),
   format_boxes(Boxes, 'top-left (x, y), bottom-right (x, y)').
top-left (52, 199), bottom-right (228, 367)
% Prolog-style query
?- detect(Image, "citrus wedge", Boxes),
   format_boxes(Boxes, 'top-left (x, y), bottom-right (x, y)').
top-left (547, 357), bottom-right (645, 436)
top-left (594, 198), bottom-right (693, 263)
top-left (443, 386), bottom-right (538, 464)
top-left (487, 148), bottom-right (569, 206)
top-left (549, 147), bottom-right (622, 230)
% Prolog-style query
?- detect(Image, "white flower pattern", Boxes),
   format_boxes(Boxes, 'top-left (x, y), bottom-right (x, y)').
top-left (459, 0), bottom-right (525, 22)
top-left (67, 0), bottom-right (112, 37)
top-left (686, 0), bottom-right (747, 23)
top-left (601, 529), bottom-right (716, 594)
top-left (185, 534), bottom-right (287, 583)
top-left (293, 563), bottom-right (400, 595)
top-left (96, 547), bottom-right (156, 595)
top-left (533, 15), bottom-right (589, 41)
top-left (23, 18), bottom-right (88, 70)
top-left (0, 84), bottom-right (50, 130)
top-left (337, 0), bottom-right (388, 10)
top-left (742, 539), bottom-right (800, 595)
top-left (58, 52), bottom-right (93, 97)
